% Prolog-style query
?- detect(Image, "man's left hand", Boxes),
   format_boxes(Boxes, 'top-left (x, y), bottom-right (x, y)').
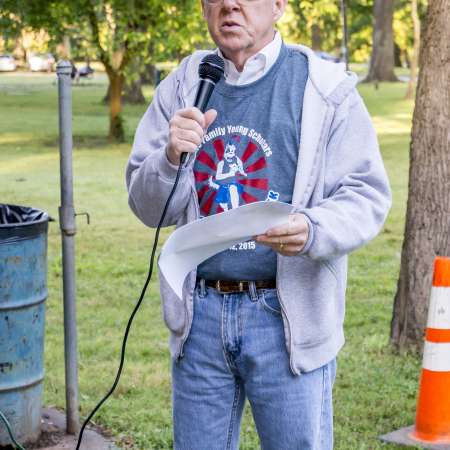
top-left (254, 213), bottom-right (309, 256)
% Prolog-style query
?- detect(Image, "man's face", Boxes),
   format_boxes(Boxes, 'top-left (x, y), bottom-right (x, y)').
top-left (202, 0), bottom-right (286, 61)
top-left (225, 143), bottom-right (236, 161)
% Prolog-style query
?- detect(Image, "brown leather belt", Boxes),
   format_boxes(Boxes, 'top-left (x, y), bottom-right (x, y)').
top-left (200, 279), bottom-right (276, 294)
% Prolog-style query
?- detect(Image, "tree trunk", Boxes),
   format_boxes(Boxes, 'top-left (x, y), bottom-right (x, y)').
top-left (365, 0), bottom-right (398, 82)
top-left (391, 0), bottom-right (450, 350)
top-left (394, 42), bottom-right (402, 68)
top-left (122, 56), bottom-right (146, 104)
top-left (405, 0), bottom-right (421, 99)
top-left (140, 63), bottom-right (156, 85)
top-left (311, 24), bottom-right (322, 51)
top-left (123, 76), bottom-right (146, 105)
top-left (102, 84), bottom-right (111, 105)
top-left (62, 35), bottom-right (71, 60)
top-left (107, 70), bottom-right (125, 142)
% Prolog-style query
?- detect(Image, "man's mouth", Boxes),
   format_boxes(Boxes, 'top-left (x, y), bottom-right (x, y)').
top-left (221, 21), bottom-right (242, 31)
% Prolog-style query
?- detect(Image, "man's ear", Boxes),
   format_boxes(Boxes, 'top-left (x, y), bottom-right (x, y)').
top-left (273, 0), bottom-right (287, 22)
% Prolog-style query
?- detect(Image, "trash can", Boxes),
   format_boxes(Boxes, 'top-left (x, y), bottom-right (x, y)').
top-left (0, 204), bottom-right (49, 446)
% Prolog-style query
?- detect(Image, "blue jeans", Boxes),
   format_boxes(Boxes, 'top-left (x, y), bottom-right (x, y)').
top-left (171, 282), bottom-right (336, 450)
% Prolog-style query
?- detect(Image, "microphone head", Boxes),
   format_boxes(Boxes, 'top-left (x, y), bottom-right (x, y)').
top-left (198, 54), bottom-right (224, 84)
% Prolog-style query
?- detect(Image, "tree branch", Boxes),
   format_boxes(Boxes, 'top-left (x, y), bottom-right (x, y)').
top-left (87, 0), bottom-right (111, 72)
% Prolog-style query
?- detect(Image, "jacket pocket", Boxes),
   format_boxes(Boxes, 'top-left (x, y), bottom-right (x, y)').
top-left (281, 255), bottom-right (341, 347)
top-left (158, 261), bottom-right (186, 335)
top-left (161, 292), bottom-right (186, 335)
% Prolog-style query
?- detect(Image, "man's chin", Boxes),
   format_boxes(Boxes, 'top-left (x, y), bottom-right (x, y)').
top-left (213, 32), bottom-right (251, 51)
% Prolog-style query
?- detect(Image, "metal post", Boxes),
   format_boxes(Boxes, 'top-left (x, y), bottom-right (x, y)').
top-left (340, 0), bottom-right (349, 71)
top-left (56, 60), bottom-right (80, 434)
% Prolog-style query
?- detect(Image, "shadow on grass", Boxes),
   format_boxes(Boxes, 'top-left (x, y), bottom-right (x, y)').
top-left (0, 135), bottom-right (132, 156)
top-left (41, 134), bottom-right (133, 149)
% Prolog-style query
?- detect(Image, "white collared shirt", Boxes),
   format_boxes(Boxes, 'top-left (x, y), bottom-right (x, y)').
top-left (217, 31), bottom-right (282, 86)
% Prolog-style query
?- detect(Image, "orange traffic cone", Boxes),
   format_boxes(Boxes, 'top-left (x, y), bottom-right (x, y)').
top-left (411, 256), bottom-right (450, 444)
top-left (380, 256), bottom-right (450, 449)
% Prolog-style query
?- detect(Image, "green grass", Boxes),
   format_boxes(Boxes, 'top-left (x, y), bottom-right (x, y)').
top-left (0, 72), bottom-right (422, 449)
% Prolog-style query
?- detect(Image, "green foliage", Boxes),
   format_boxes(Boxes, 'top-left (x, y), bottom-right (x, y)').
top-left (281, 0), bottom-right (425, 64)
top-left (2, 0), bottom-right (424, 66)
top-left (284, 0), bottom-right (341, 48)
top-left (280, 0), bottom-right (372, 61)
top-left (0, 0), bottom-right (23, 45)
top-left (394, 0), bottom-right (427, 66)
top-left (346, 0), bottom-right (373, 63)
top-left (1, 0), bottom-right (210, 67)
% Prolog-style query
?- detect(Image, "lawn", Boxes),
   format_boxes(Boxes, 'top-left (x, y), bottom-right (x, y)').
top-left (0, 71), bottom-right (422, 449)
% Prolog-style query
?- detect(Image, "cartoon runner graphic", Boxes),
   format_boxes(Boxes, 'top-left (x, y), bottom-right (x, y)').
top-left (194, 130), bottom-right (270, 216)
top-left (208, 135), bottom-right (247, 211)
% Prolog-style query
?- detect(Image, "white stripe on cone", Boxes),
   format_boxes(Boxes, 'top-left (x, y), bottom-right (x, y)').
top-left (423, 341), bottom-right (450, 372)
top-left (427, 287), bottom-right (450, 329)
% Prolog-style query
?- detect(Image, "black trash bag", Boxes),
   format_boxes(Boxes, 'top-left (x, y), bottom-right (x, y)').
top-left (0, 204), bottom-right (49, 225)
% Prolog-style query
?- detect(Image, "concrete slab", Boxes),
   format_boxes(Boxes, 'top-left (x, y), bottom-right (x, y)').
top-left (380, 425), bottom-right (450, 449)
top-left (20, 407), bottom-right (120, 450)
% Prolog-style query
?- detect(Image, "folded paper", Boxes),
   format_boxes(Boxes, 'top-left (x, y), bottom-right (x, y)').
top-left (158, 201), bottom-right (294, 299)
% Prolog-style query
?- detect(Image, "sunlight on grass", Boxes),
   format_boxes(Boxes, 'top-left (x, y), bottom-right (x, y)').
top-left (372, 116), bottom-right (413, 135)
top-left (0, 133), bottom-right (39, 145)
top-left (0, 152), bottom-right (58, 173)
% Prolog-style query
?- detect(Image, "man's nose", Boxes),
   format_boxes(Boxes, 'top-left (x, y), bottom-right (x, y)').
top-left (221, 0), bottom-right (241, 10)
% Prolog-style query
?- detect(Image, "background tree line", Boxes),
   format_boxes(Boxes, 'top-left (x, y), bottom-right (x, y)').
top-left (1, 0), bottom-right (426, 141)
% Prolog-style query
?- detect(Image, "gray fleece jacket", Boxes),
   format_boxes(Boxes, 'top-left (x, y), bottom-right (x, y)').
top-left (125, 44), bottom-right (392, 375)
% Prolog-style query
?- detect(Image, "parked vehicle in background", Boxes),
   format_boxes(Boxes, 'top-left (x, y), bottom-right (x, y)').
top-left (69, 62), bottom-right (95, 84)
top-left (28, 53), bottom-right (55, 72)
top-left (0, 55), bottom-right (17, 72)
top-left (78, 64), bottom-right (94, 79)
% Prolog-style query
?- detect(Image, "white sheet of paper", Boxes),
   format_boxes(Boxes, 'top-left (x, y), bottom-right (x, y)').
top-left (158, 201), bottom-right (294, 299)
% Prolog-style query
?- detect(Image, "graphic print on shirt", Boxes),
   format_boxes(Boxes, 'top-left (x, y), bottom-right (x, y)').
top-left (194, 125), bottom-right (276, 217)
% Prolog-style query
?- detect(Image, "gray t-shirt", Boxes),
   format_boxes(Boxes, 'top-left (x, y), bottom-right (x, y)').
top-left (194, 44), bottom-right (308, 280)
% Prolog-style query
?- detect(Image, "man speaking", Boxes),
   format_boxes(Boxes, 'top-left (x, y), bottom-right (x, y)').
top-left (126, 0), bottom-right (391, 448)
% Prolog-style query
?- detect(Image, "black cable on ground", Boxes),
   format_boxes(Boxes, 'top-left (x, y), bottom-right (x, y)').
top-left (75, 161), bottom-right (184, 450)
top-left (0, 409), bottom-right (26, 450)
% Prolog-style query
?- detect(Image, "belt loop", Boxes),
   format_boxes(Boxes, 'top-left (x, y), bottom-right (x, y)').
top-left (199, 278), bottom-right (206, 298)
top-left (249, 281), bottom-right (258, 302)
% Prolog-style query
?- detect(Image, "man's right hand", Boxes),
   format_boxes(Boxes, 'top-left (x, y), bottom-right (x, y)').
top-left (166, 107), bottom-right (217, 165)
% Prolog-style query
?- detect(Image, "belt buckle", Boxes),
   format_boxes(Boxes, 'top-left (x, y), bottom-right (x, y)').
top-left (215, 280), bottom-right (245, 294)
top-left (215, 280), bottom-right (226, 294)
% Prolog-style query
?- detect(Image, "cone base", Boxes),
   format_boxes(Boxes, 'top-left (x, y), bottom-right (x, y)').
top-left (379, 426), bottom-right (450, 449)
top-left (412, 430), bottom-right (450, 445)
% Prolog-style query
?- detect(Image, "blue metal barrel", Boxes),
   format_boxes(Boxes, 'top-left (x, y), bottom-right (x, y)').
top-left (0, 204), bottom-right (49, 446)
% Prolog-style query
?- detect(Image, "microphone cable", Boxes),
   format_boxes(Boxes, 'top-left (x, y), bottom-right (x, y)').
top-left (0, 409), bottom-right (26, 450)
top-left (75, 162), bottom-right (183, 449)
top-left (76, 53), bottom-right (224, 449)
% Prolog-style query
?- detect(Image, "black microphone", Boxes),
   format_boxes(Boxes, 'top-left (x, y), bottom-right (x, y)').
top-left (180, 54), bottom-right (224, 165)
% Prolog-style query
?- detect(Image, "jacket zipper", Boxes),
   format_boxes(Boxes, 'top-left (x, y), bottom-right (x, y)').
top-left (276, 255), bottom-right (298, 375)
top-left (175, 70), bottom-right (194, 359)
top-left (278, 107), bottom-right (333, 374)
top-left (177, 172), bottom-right (200, 359)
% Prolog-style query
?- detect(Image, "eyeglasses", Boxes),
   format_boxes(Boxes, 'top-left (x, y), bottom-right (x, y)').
top-left (204, 0), bottom-right (261, 5)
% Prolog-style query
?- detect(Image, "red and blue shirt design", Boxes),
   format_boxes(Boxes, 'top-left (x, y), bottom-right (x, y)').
top-left (194, 131), bottom-right (273, 216)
